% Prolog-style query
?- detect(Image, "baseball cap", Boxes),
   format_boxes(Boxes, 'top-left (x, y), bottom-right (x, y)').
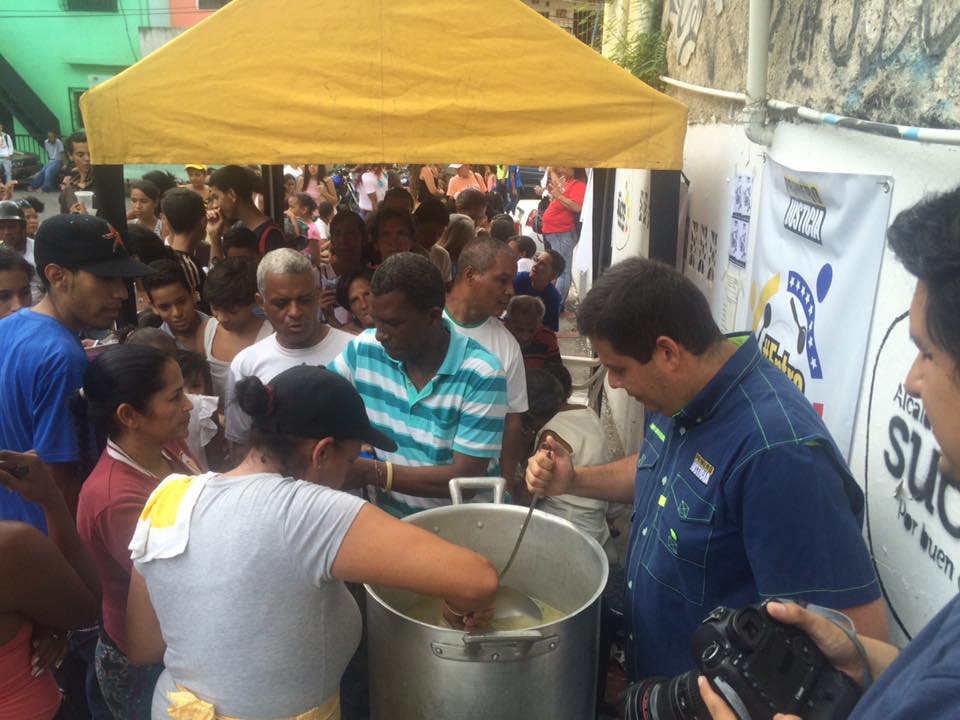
top-left (0, 200), bottom-right (25, 223)
top-left (257, 365), bottom-right (398, 452)
top-left (34, 214), bottom-right (155, 279)
top-left (449, 164), bottom-right (463, 169)
top-left (185, 163), bottom-right (207, 172)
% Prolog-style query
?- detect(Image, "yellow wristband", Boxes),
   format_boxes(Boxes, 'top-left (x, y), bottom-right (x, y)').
top-left (385, 461), bottom-right (394, 493)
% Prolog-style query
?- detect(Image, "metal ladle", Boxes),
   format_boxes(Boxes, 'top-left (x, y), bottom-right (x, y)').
top-left (494, 492), bottom-right (543, 624)
top-left (448, 477), bottom-right (543, 625)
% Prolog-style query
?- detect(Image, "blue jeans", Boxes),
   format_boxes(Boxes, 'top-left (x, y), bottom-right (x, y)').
top-left (31, 159), bottom-right (62, 191)
top-left (545, 229), bottom-right (579, 305)
top-left (0, 158), bottom-right (11, 184)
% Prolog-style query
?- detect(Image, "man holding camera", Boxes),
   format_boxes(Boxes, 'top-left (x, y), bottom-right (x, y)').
top-left (526, 258), bottom-right (888, 688)
top-left (697, 188), bottom-right (960, 718)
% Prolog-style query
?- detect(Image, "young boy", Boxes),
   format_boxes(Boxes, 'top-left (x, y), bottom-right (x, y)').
top-left (202, 257), bottom-right (272, 400)
top-left (142, 259), bottom-right (209, 354)
top-left (508, 234), bottom-right (537, 273)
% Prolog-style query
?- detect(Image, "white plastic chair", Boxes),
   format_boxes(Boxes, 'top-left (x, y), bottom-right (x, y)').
top-left (560, 354), bottom-right (607, 413)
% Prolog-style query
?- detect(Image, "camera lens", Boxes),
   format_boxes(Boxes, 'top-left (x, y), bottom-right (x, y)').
top-left (627, 672), bottom-right (710, 720)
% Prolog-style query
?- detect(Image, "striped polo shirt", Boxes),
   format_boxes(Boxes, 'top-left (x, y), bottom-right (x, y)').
top-left (331, 320), bottom-right (507, 517)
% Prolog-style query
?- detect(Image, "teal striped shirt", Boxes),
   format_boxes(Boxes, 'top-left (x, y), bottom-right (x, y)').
top-left (331, 321), bottom-right (507, 517)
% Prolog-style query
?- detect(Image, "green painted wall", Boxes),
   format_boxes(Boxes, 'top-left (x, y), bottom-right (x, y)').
top-left (0, 0), bottom-right (153, 136)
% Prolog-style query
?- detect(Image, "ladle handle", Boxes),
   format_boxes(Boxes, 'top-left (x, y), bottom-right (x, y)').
top-left (448, 477), bottom-right (506, 506)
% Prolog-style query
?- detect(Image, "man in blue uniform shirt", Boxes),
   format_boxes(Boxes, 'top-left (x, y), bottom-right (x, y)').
top-left (699, 187), bottom-right (960, 719)
top-left (526, 257), bottom-right (887, 680)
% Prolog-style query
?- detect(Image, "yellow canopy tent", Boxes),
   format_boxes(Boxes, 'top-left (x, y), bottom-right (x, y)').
top-left (80, 0), bottom-right (687, 168)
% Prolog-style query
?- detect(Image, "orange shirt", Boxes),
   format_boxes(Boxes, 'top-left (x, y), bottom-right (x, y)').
top-left (445, 173), bottom-right (485, 198)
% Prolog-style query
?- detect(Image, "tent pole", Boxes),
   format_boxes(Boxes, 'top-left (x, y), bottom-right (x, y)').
top-left (592, 168), bottom-right (615, 276)
top-left (260, 164), bottom-right (285, 227)
top-left (94, 163), bottom-right (137, 328)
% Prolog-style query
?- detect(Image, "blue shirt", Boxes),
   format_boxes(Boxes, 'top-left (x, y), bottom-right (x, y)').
top-left (625, 334), bottom-right (880, 679)
top-left (514, 272), bottom-right (560, 332)
top-left (0, 310), bottom-right (88, 532)
top-left (850, 593), bottom-right (960, 718)
top-left (331, 321), bottom-right (507, 517)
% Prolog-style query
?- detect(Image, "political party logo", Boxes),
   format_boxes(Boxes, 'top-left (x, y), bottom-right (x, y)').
top-left (616, 186), bottom-right (631, 234)
top-left (749, 263), bottom-right (834, 415)
top-left (782, 176), bottom-right (826, 245)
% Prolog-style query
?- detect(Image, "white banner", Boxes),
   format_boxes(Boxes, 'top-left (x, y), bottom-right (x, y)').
top-left (749, 157), bottom-right (892, 458)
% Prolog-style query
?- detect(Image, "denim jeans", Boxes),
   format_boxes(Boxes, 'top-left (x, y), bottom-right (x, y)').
top-left (0, 158), bottom-right (11, 184)
top-left (31, 159), bottom-right (62, 191)
top-left (95, 631), bottom-right (163, 720)
top-left (55, 628), bottom-right (113, 720)
top-left (545, 229), bottom-right (579, 305)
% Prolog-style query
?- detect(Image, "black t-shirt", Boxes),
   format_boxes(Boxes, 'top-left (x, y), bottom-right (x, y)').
top-left (251, 219), bottom-right (287, 255)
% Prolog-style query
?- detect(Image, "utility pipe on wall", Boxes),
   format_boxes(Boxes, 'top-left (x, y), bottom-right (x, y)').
top-left (745, 0), bottom-right (774, 145)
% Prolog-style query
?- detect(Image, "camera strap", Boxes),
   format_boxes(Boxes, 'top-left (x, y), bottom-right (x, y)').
top-left (785, 600), bottom-right (874, 690)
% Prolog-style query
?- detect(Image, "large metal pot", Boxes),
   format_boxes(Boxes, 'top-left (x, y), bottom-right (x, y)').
top-left (366, 478), bottom-right (609, 720)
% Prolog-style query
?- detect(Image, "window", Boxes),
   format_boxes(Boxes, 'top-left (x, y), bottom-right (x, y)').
top-left (556, 8), bottom-right (567, 17)
top-left (198, 0), bottom-right (231, 9)
top-left (68, 88), bottom-right (86, 132)
top-left (64, 0), bottom-right (118, 10)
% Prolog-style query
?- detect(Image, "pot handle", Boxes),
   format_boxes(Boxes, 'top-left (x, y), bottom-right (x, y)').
top-left (448, 477), bottom-right (506, 505)
top-left (431, 630), bottom-right (560, 662)
top-left (462, 630), bottom-right (544, 646)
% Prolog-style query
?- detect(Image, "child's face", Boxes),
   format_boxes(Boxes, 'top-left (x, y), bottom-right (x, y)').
top-left (211, 303), bottom-right (255, 333)
top-left (149, 283), bottom-right (198, 334)
top-left (183, 370), bottom-right (207, 396)
top-left (294, 202), bottom-right (311, 218)
top-left (287, 195), bottom-right (298, 210)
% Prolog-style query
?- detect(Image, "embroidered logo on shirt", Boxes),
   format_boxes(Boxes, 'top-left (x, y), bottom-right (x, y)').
top-left (649, 422), bottom-right (666, 442)
top-left (690, 453), bottom-right (715, 485)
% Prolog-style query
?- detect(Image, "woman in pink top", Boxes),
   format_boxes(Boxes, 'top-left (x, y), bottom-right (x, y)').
top-left (0, 452), bottom-right (101, 720)
top-left (297, 165), bottom-right (338, 208)
top-left (76, 344), bottom-right (197, 720)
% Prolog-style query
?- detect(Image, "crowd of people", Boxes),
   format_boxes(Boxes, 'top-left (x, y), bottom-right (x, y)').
top-left (1, 137), bottom-right (958, 720)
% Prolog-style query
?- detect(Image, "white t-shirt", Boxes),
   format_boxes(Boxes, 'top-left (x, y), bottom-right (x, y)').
top-left (203, 317), bottom-right (274, 402)
top-left (314, 218), bottom-right (330, 240)
top-left (141, 472), bottom-right (365, 718)
top-left (224, 328), bottom-right (353, 444)
top-left (443, 311), bottom-right (528, 413)
top-left (357, 171), bottom-right (387, 212)
top-left (517, 257), bottom-right (535, 274)
top-left (536, 407), bottom-right (612, 549)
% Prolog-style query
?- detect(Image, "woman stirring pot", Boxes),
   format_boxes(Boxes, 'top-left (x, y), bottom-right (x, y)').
top-left (125, 365), bottom-right (498, 720)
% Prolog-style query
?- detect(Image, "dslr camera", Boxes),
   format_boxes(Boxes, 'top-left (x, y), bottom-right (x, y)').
top-left (626, 601), bottom-right (861, 720)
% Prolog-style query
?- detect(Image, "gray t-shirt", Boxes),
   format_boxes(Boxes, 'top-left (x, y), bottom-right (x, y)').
top-left (137, 472), bottom-right (366, 718)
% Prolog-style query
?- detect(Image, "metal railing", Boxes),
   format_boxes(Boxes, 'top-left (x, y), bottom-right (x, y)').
top-left (14, 133), bottom-right (44, 158)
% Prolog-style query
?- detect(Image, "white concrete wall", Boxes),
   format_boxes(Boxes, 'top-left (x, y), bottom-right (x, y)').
top-left (678, 117), bottom-right (960, 645)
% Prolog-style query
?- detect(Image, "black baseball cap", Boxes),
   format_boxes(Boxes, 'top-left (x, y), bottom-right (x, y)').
top-left (34, 214), bottom-right (155, 279)
top-left (260, 365), bottom-right (398, 452)
top-left (0, 200), bottom-right (25, 223)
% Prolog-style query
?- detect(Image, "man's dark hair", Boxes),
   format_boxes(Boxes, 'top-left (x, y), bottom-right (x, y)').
top-left (142, 171), bottom-right (178, 196)
top-left (414, 198), bottom-right (450, 228)
top-left (66, 131), bottom-right (87, 154)
top-left (222, 226), bottom-right (260, 255)
top-left (384, 187), bottom-right (414, 211)
top-left (371, 252), bottom-right (445, 313)
top-left (21, 196), bottom-right (44, 213)
top-left (143, 259), bottom-right (192, 298)
top-left (456, 188), bottom-right (486, 214)
top-left (510, 234), bottom-right (537, 259)
top-left (544, 248), bottom-right (566, 277)
top-left (336, 268), bottom-right (375, 310)
top-left (317, 200), bottom-right (334, 221)
top-left (543, 362), bottom-right (573, 399)
top-left (578, 257), bottom-right (723, 363)
top-left (525, 368), bottom-right (566, 419)
top-left (888, 187), bottom-right (960, 369)
top-left (370, 207), bottom-right (415, 241)
top-left (161, 187), bottom-right (206, 233)
top-left (209, 165), bottom-right (257, 203)
top-left (457, 236), bottom-right (515, 279)
top-left (0, 245), bottom-right (33, 278)
top-left (489, 213), bottom-right (515, 243)
top-left (204, 256), bottom-right (258, 310)
top-left (126, 225), bottom-right (175, 264)
top-left (485, 192), bottom-right (505, 221)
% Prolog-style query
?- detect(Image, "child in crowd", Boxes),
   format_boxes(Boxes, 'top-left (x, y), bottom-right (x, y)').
top-left (175, 349), bottom-right (223, 471)
top-left (202, 257), bottom-right (273, 400)
top-left (20, 196), bottom-right (43, 238)
top-left (524, 366), bottom-right (616, 563)
top-left (489, 213), bottom-right (516, 243)
top-left (184, 163), bottom-right (211, 204)
top-left (319, 211), bottom-right (368, 327)
top-left (284, 192), bottom-right (321, 254)
top-left (142, 259), bottom-right (209, 354)
top-left (508, 234), bottom-right (538, 273)
top-left (220, 225), bottom-right (261, 265)
top-left (505, 294), bottom-right (562, 369)
top-left (315, 200), bottom-right (335, 240)
top-left (128, 179), bottom-right (163, 236)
